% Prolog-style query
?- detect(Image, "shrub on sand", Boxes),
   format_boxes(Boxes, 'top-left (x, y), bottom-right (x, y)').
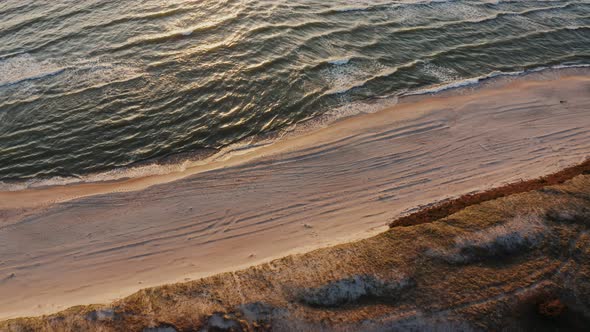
top-left (300, 274), bottom-right (413, 307)
top-left (428, 214), bottom-right (547, 264)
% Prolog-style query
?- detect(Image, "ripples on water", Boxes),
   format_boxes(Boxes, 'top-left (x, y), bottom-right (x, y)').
top-left (0, 0), bottom-right (589, 187)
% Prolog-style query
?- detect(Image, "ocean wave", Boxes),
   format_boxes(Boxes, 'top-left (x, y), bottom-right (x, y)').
top-left (400, 25), bottom-right (589, 69)
top-left (321, 23), bottom-right (587, 97)
top-left (0, 55), bottom-right (145, 108)
top-left (108, 13), bottom-right (239, 52)
top-left (376, 2), bottom-right (578, 33)
top-left (321, 59), bottom-right (423, 96)
top-left (318, 0), bottom-right (466, 16)
top-left (0, 54), bottom-right (126, 88)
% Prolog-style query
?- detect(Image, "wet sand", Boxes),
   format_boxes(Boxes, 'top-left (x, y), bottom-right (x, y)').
top-left (1, 69), bottom-right (589, 319)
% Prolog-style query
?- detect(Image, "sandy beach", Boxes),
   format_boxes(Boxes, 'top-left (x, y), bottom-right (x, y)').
top-left (1, 69), bottom-right (590, 319)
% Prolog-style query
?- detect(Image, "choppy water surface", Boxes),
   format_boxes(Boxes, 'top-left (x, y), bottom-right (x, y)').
top-left (0, 0), bottom-right (589, 186)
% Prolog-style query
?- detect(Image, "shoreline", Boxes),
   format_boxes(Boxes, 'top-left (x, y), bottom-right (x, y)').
top-left (1, 65), bottom-right (588, 195)
top-left (1, 69), bottom-right (590, 319)
top-left (1, 66), bottom-right (589, 210)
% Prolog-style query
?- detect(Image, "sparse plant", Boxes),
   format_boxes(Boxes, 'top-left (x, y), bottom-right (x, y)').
top-left (299, 274), bottom-right (412, 307)
top-left (546, 203), bottom-right (590, 225)
top-left (427, 214), bottom-right (547, 264)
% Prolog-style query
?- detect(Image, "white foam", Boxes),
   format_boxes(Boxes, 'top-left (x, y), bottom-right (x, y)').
top-left (320, 62), bottom-right (367, 95)
top-left (385, 0), bottom-right (487, 24)
top-left (0, 160), bottom-right (194, 192)
top-left (329, 95), bottom-right (399, 118)
top-left (61, 61), bottom-right (143, 91)
top-left (321, 59), bottom-right (421, 96)
top-left (328, 58), bottom-right (351, 66)
top-left (552, 63), bottom-right (590, 70)
top-left (0, 54), bottom-right (64, 87)
top-left (332, 6), bottom-right (370, 13)
top-left (0, 55), bottom-right (144, 101)
top-left (326, 0), bottom-right (382, 13)
top-left (420, 63), bottom-right (460, 83)
top-left (406, 63), bottom-right (590, 96)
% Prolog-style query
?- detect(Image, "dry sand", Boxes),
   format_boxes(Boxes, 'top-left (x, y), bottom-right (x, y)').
top-left (0, 69), bottom-right (589, 319)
